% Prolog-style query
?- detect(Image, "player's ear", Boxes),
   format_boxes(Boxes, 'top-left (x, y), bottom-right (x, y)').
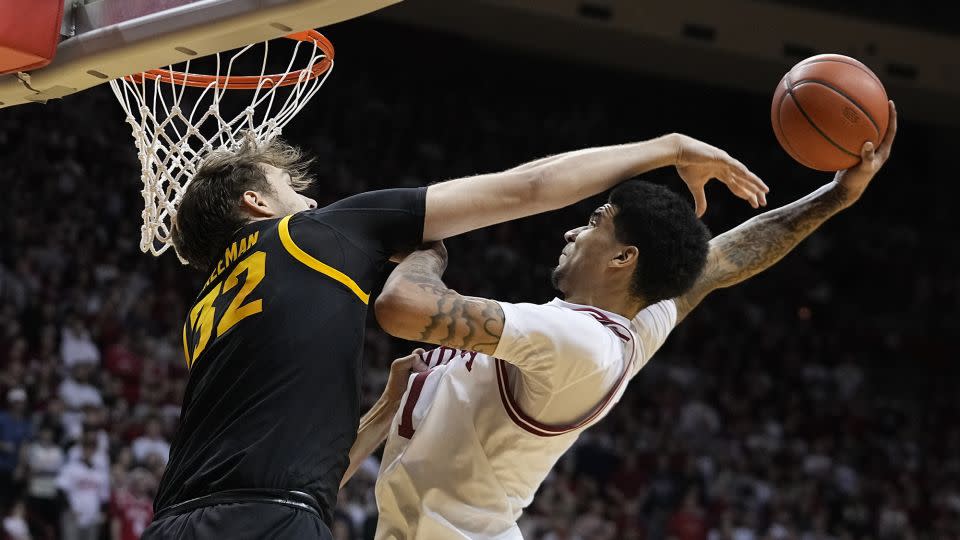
top-left (241, 189), bottom-right (274, 218)
top-left (609, 245), bottom-right (638, 269)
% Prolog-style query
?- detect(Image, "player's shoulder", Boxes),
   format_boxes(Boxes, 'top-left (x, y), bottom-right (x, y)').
top-left (499, 300), bottom-right (627, 353)
top-left (633, 299), bottom-right (677, 327)
top-left (631, 299), bottom-right (678, 337)
top-left (545, 299), bottom-right (634, 332)
top-left (284, 205), bottom-right (362, 238)
top-left (280, 207), bottom-right (367, 259)
top-left (501, 300), bottom-right (612, 330)
top-left (308, 187), bottom-right (428, 215)
top-left (627, 299), bottom-right (678, 369)
top-left (287, 206), bottom-right (334, 226)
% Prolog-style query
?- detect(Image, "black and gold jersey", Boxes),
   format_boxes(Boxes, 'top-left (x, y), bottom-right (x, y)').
top-left (154, 188), bottom-right (427, 524)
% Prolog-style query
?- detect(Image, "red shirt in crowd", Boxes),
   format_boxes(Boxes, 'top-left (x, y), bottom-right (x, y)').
top-left (667, 508), bottom-right (707, 540)
top-left (111, 488), bottom-right (154, 540)
top-left (104, 342), bottom-right (143, 403)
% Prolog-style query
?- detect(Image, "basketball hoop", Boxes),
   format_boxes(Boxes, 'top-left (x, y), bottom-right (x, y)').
top-left (110, 30), bottom-right (334, 261)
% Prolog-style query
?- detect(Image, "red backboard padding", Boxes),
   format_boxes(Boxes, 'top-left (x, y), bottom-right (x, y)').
top-left (0, 0), bottom-right (65, 75)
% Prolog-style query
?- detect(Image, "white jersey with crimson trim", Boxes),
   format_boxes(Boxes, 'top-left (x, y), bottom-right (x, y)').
top-left (374, 298), bottom-right (677, 540)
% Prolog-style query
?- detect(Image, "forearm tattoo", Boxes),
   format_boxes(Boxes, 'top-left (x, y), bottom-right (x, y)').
top-left (677, 181), bottom-right (851, 319)
top-left (394, 251), bottom-right (504, 355)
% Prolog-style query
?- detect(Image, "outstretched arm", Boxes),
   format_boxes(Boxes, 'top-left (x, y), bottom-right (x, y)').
top-left (422, 134), bottom-right (769, 241)
top-left (674, 181), bottom-right (850, 321)
top-left (674, 101), bottom-right (897, 321)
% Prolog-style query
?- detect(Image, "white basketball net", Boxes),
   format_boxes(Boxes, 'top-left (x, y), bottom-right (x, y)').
top-left (110, 34), bottom-right (333, 260)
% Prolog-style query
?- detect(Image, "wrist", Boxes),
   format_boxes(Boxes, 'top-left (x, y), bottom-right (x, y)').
top-left (423, 251), bottom-right (448, 276)
top-left (661, 133), bottom-right (683, 167)
top-left (401, 251), bottom-right (445, 278)
top-left (634, 133), bottom-right (683, 172)
top-left (830, 177), bottom-right (861, 209)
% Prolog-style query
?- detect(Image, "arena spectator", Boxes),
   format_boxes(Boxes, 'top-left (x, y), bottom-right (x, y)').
top-left (667, 489), bottom-right (708, 540)
top-left (103, 335), bottom-right (143, 404)
top-left (23, 424), bottom-right (64, 536)
top-left (31, 399), bottom-right (65, 448)
top-left (109, 469), bottom-right (154, 540)
top-left (130, 417), bottom-right (169, 467)
top-left (2, 499), bottom-right (31, 540)
top-left (56, 432), bottom-right (109, 540)
top-left (572, 500), bottom-right (617, 540)
top-left (0, 388), bottom-right (31, 508)
top-left (59, 317), bottom-right (99, 369)
top-left (541, 515), bottom-right (584, 540)
top-left (65, 410), bottom-right (110, 476)
top-left (57, 364), bottom-right (102, 411)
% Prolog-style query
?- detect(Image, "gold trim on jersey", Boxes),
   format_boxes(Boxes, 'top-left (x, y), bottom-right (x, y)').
top-left (278, 215), bottom-right (370, 304)
top-left (182, 323), bottom-right (190, 367)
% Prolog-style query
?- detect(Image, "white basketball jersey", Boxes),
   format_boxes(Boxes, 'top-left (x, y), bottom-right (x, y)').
top-left (374, 298), bottom-right (677, 540)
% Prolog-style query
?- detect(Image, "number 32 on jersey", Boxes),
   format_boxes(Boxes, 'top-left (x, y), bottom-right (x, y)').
top-left (183, 251), bottom-right (266, 368)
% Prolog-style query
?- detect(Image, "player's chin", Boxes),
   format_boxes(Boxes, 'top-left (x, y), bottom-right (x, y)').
top-left (550, 265), bottom-right (565, 291)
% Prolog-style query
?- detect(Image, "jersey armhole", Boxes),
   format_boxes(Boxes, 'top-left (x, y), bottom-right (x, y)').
top-left (278, 215), bottom-right (371, 304)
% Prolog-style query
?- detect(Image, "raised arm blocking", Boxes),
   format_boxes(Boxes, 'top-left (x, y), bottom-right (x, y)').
top-left (420, 134), bottom-right (768, 242)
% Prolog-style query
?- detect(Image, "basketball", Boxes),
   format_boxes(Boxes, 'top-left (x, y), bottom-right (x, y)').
top-left (771, 54), bottom-right (889, 171)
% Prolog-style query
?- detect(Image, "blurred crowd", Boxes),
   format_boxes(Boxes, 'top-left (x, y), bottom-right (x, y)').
top-left (1, 20), bottom-right (956, 540)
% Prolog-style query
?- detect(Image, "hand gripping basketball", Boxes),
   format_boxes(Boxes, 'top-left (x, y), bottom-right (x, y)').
top-left (673, 134), bottom-right (770, 217)
top-left (835, 100), bottom-right (897, 203)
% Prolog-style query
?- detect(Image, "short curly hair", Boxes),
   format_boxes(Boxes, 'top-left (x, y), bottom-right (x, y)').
top-left (608, 179), bottom-right (711, 303)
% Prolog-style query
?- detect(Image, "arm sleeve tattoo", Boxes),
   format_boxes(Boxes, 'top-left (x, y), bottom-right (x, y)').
top-left (675, 180), bottom-right (852, 321)
top-left (386, 250), bottom-right (505, 355)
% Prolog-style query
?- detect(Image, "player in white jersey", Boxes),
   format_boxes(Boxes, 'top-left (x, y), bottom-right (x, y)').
top-left (348, 103), bottom-right (896, 539)
top-left (374, 297), bottom-right (678, 539)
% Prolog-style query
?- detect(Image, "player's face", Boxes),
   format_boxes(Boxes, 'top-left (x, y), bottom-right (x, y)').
top-left (551, 204), bottom-right (623, 295)
top-left (260, 164), bottom-right (317, 215)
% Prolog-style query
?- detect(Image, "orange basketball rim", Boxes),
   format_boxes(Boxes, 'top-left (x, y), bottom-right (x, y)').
top-left (127, 30), bottom-right (334, 90)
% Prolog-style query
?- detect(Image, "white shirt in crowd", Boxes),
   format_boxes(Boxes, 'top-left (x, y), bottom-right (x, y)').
top-left (26, 442), bottom-right (65, 499)
top-left (60, 328), bottom-right (100, 368)
top-left (58, 377), bottom-right (103, 410)
top-left (61, 411), bottom-right (85, 443)
top-left (67, 433), bottom-right (110, 474)
top-left (375, 298), bottom-right (677, 539)
top-left (56, 460), bottom-right (110, 527)
top-left (2, 515), bottom-right (31, 540)
top-left (132, 436), bottom-right (170, 465)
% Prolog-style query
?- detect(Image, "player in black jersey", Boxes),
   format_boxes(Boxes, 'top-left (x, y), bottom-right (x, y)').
top-left (142, 133), bottom-right (768, 539)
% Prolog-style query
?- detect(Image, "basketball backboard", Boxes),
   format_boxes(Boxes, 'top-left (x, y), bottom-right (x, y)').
top-left (0, 0), bottom-right (401, 108)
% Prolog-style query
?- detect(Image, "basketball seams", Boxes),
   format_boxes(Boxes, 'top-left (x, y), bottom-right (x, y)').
top-left (799, 57), bottom-right (884, 88)
top-left (784, 75), bottom-right (859, 158)
top-left (774, 80), bottom-right (816, 169)
top-left (791, 78), bottom-right (881, 138)
top-left (773, 56), bottom-right (886, 171)
top-left (777, 100), bottom-right (817, 169)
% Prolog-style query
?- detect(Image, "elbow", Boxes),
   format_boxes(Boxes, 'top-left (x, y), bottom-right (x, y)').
top-left (374, 288), bottom-right (407, 338)
top-left (374, 282), bottom-right (428, 341)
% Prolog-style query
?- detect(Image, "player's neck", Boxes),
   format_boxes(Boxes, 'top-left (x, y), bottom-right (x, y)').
top-left (562, 289), bottom-right (647, 320)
